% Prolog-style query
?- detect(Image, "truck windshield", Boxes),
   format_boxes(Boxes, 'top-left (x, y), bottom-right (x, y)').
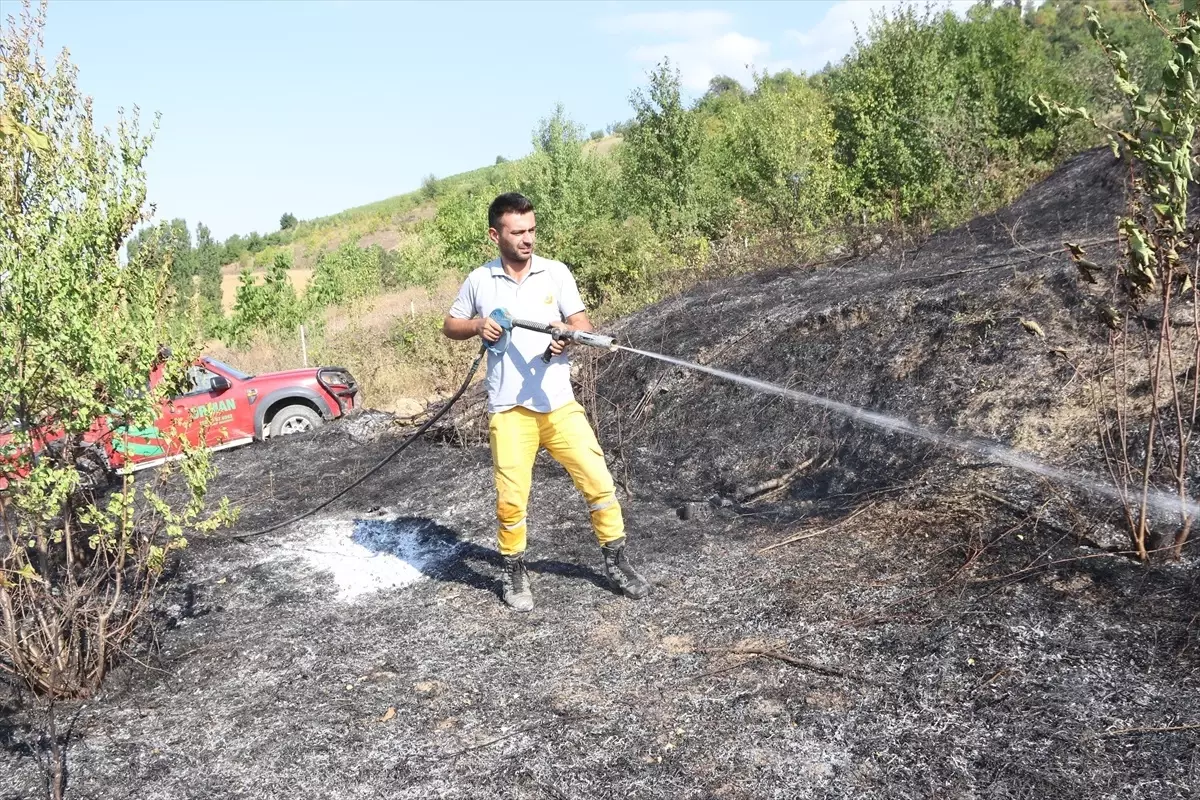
top-left (205, 359), bottom-right (254, 381)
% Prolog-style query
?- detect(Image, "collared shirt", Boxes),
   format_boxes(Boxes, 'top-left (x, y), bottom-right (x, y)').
top-left (449, 254), bottom-right (586, 413)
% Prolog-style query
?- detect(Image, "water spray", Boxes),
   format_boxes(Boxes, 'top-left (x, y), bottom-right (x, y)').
top-left (490, 307), bottom-right (1198, 521)
top-left (233, 307), bottom-right (1198, 541)
top-left (613, 345), bottom-right (1200, 521)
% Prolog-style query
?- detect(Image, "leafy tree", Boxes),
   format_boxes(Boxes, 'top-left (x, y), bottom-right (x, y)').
top-left (828, 3), bottom-right (1081, 226)
top-left (421, 173), bottom-right (440, 201)
top-left (712, 71), bottom-right (844, 232)
top-left (694, 74), bottom-right (747, 116)
top-left (0, 0), bottom-right (231, 714)
top-left (279, 211), bottom-right (298, 230)
top-left (226, 250), bottom-right (305, 344)
top-left (193, 222), bottom-right (223, 317)
top-left (222, 233), bottom-right (247, 264)
top-left (619, 59), bottom-right (701, 236)
top-left (520, 104), bottom-right (617, 255)
top-left (432, 188), bottom-right (495, 273)
top-left (307, 243), bottom-right (383, 308)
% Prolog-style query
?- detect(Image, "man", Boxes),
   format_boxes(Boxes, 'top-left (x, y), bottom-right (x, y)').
top-left (442, 192), bottom-right (651, 612)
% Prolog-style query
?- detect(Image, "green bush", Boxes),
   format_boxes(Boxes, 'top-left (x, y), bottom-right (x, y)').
top-left (718, 71), bottom-right (846, 231)
top-left (828, 3), bottom-right (1082, 226)
top-left (387, 311), bottom-right (463, 372)
top-left (225, 251), bottom-right (304, 344)
top-left (553, 216), bottom-right (673, 308)
top-left (308, 242), bottom-right (383, 308)
top-left (618, 60), bottom-right (701, 236)
top-left (520, 104), bottom-right (619, 256)
top-left (433, 188), bottom-right (495, 273)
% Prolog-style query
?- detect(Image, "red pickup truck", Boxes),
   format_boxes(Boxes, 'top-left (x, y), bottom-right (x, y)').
top-left (0, 357), bottom-right (362, 490)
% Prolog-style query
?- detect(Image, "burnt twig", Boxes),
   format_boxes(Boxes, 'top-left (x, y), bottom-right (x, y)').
top-left (756, 503), bottom-right (873, 554)
top-left (1090, 722), bottom-right (1200, 738)
top-left (705, 647), bottom-right (850, 679)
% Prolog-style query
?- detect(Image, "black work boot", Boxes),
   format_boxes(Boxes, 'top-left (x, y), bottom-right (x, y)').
top-left (600, 537), bottom-right (651, 599)
top-left (501, 553), bottom-right (534, 612)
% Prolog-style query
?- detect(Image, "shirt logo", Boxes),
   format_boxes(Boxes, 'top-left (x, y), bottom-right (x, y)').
top-left (544, 294), bottom-right (554, 305)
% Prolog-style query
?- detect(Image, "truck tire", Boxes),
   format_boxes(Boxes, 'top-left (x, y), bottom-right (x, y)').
top-left (270, 404), bottom-right (323, 438)
top-left (75, 445), bottom-right (113, 494)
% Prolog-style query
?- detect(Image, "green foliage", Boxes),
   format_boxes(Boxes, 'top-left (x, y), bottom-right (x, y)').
top-left (0, 0), bottom-right (231, 699)
top-left (1037, 2), bottom-right (1200, 560)
top-left (828, 3), bottom-right (1081, 226)
top-left (307, 242), bottom-right (383, 307)
top-left (619, 60), bottom-right (701, 236)
top-left (715, 71), bottom-right (845, 231)
top-left (520, 104), bottom-right (619, 255)
top-left (387, 311), bottom-right (464, 373)
top-left (222, 233), bottom-right (247, 264)
top-left (279, 212), bottom-right (298, 230)
top-left (193, 222), bottom-right (222, 311)
top-left (433, 188), bottom-right (494, 273)
top-left (226, 250), bottom-right (304, 344)
top-left (694, 74), bottom-right (748, 117)
top-left (421, 173), bottom-right (440, 201)
top-left (383, 228), bottom-right (446, 290)
top-left (552, 215), bottom-right (674, 308)
top-left (1032, 0), bottom-right (1175, 111)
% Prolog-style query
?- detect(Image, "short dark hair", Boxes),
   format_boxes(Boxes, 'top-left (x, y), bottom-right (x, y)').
top-left (488, 192), bottom-right (535, 230)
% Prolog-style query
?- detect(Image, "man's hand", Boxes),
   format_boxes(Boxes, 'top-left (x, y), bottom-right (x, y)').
top-left (443, 315), bottom-right (503, 342)
top-left (477, 316), bottom-right (504, 343)
top-left (547, 321), bottom-right (571, 357)
top-left (546, 311), bottom-right (593, 357)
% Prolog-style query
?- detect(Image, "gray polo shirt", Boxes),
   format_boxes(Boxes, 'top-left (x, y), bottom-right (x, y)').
top-left (449, 254), bottom-right (586, 413)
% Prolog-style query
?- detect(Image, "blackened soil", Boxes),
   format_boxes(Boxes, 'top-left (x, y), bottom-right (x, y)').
top-left (2, 149), bottom-right (1197, 799)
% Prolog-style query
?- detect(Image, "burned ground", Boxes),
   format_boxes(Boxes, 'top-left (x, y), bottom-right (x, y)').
top-left (2, 149), bottom-right (1198, 798)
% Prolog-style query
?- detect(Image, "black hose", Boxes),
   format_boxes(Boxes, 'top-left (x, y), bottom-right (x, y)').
top-left (228, 345), bottom-right (487, 542)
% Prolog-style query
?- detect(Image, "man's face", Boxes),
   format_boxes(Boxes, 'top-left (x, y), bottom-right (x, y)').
top-left (489, 211), bottom-right (536, 264)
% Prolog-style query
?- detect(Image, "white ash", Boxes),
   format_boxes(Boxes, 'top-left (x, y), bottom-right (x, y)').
top-left (286, 512), bottom-right (458, 601)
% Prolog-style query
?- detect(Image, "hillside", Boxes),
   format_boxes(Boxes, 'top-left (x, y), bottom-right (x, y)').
top-left (3, 148), bottom-right (1196, 800)
top-left (217, 135), bottom-right (622, 310)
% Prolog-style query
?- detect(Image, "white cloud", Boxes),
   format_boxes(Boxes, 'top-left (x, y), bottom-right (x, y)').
top-left (604, 9), bottom-right (779, 92)
top-left (603, 9), bottom-right (734, 38)
top-left (787, 0), bottom-right (975, 74)
top-left (629, 31), bottom-right (774, 91)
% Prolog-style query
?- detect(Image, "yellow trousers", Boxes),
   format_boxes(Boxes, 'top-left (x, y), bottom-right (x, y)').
top-left (488, 401), bottom-right (624, 556)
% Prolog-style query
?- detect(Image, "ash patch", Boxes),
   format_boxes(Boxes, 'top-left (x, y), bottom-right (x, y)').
top-left (283, 514), bottom-right (464, 601)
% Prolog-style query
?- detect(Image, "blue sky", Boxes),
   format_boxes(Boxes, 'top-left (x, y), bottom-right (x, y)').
top-left (24, 0), bottom-right (968, 241)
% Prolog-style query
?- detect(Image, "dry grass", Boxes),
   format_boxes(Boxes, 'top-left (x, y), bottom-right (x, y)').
top-left (219, 268), bottom-right (314, 311)
top-left (325, 274), bottom-right (461, 335)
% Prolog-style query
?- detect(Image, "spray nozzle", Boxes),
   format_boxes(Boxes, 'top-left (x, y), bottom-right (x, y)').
top-left (484, 308), bottom-right (617, 362)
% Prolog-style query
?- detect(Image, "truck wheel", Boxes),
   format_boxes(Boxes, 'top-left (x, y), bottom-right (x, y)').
top-left (270, 404), bottom-right (322, 438)
top-left (76, 446), bottom-right (113, 494)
